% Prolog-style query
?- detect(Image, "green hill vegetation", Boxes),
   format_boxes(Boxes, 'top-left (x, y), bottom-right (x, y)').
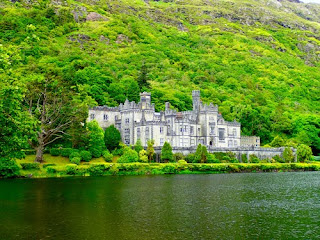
top-left (0, 0), bottom-right (319, 158)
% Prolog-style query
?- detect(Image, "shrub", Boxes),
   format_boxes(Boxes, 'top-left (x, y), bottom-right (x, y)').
top-left (112, 147), bottom-right (124, 156)
top-left (134, 139), bottom-right (144, 153)
top-left (65, 164), bottom-right (77, 175)
top-left (50, 148), bottom-right (61, 156)
top-left (60, 148), bottom-right (73, 157)
top-left (20, 162), bottom-right (40, 170)
top-left (173, 152), bottom-right (184, 162)
top-left (229, 158), bottom-right (239, 163)
top-left (70, 157), bottom-right (81, 165)
top-left (139, 149), bottom-right (148, 163)
top-left (178, 160), bottom-right (188, 165)
top-left (69, 151), bottom-right (81, 160)
top-left (102, 150), bottom-right (113, 162)
top-left (249, 154), bottom-right (260, 163)
top-left (273, 155), bottom-right (284, 163)
top-left (207, 154), bottom-right (220, 163)
top-left (80, 151), bottom-right (92, 162)
top-left (222, 156), bottom-right (231, 162)
top-left (185, 153), bottom-right (195, 163)
top-left (241, 154), bottom-right (248, 163)
top-left (118, 148), bottom-right (139, 163)
top-left (161, 164), bottom-right (178, 174)
top-left (43, 163), bottom-right (56, 168)
top-left (0, 158), bottom-right (20, 178)
top-left (283, 147), bottom-right (294, 163)
top-left (88, 164), bottom-right (109, 176)
top-left (297, 144), bottom-right (313, 162)
top-left (46, 166), bottom-right (57, 174)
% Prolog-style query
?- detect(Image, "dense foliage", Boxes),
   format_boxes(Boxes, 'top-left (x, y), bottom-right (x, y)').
top-left (0, 0), bottom-right (319, 159)
top-left (161, 142), bottom-right (173, 162)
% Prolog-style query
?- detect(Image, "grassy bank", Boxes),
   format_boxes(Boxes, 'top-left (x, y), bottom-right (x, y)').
top-left (13, 155), bottom-right (320, 178)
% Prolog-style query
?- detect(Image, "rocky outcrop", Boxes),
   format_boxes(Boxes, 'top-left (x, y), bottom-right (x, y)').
top-left (86, 12), bottom-right (108, 21)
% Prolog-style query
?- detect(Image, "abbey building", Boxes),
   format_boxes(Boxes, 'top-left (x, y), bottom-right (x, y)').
top-left (88, 90), bottom-right (248, 148)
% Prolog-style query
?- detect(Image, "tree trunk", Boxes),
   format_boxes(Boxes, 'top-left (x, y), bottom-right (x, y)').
top-left (35, 132), bottom-right (45, 162)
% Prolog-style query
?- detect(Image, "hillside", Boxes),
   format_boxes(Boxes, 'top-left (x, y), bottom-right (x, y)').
top-left (0, 0), bottom-right (319, 153)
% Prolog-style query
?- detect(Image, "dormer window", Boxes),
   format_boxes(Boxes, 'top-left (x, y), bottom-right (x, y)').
top-left (90, 114), bottom-right (95, 120)
top-left (103, 114), bottom-right (108, 121)
top-left (125, 118), bottom-right (129, 124)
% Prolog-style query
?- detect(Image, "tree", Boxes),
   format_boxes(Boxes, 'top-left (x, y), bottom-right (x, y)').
top-left (161, 142), bottom-right (173, 162)
top-left (104, 125), bottom-right (121, 151)
top-left (146, 139), bottom-right (155, 163)
top-left (134, 139), bottom-right (143, 153)
top-left (139, 149), bottom-right (148, 163)
top-left (87, 120), bottom-right (105, 158)
top-left (193, 144), bottom-right (203, 163)
top-left (193, 144), bottom-right (208, 163)
top-left (297, 144), bottom-right (313, 162)
top-left (270, 135), bottom-right (285, 148)
top-left (0, 81), bottom-right (31, 159)
top-left (25, 76), bottom-right (87, 162)
top-left (201, 145), bottom-right (208, 163)
top-left (283, 147), bottom-right (294, 163)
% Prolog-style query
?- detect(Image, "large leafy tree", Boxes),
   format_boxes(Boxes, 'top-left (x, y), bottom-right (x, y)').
top-left (104, 125), bottom-right (121, 151)
top-left (87, 120), bottom-right (105, 158)
top-left (25, 74), bottom-right (87, 162)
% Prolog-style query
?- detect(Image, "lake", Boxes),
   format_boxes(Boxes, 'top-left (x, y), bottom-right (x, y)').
top-left (0, 172), bottom-right (319, 239)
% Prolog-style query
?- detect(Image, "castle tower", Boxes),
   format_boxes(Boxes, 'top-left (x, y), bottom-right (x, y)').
top-left (192, 90), bottom-right (201, 111)
top-left (140, 92), bottom-right (151, 110)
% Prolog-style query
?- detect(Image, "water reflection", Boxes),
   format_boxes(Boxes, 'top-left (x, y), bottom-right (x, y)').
top-left (0, 172), bottom-right (320, 239)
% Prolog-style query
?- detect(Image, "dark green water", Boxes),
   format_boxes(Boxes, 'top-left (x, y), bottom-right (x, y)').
top-left (0, 172), bottom-right (320, 240)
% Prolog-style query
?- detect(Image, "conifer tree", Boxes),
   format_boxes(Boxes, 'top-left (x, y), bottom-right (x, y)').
top-left (134, 139), bottom-right (144, 153)
top-left (161, 142), bottom-right (173, 162)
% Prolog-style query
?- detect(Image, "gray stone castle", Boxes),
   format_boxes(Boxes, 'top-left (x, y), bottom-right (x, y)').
top-left (88, 90), bottom-right (254, 149)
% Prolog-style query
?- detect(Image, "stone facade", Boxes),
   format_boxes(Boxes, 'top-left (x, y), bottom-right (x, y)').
top-left (88, 90), bottom-right (241, 148)
top-left (240, 136), bottom-right (261, 147)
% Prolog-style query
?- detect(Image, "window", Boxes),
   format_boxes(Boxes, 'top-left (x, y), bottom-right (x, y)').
top-left (191, 139), bottom-right (195, 146)
top-left (160, 127), bottom-right (164, 134)
top-left (233, 128), bottom-right (236, 137)
top-left (228, 140), bottom-right (233, 147)
top-left (219, 128), bottom-right (225, 141)
top-left (124, 128), bottom-right (130, 134)
top-left (198, 128), bottom-right (201, 133)
top-left (234, 141), bottom-right (238, 147)
top-left (160, 138), bottom-right (164, 146)
top-left (180, 125), bottom-right (183, 133)
top-left (167, 126), bottom-right (171, 134)
top-left (184, 126), bottom-right (188, 133)
top-left (190, 126), bottom-right (194, 135)
top-left (103, 114), bottom-right (108, 121)
top-left (124, 136), bottom-right (130, 145)
top-left (125, 118), bottom-right (130, 124)
top-left (210, 126), bottom-right (215, 135)
top-left (137, 128), bottom-right (141, 139)
top-left (90, 114), bottom-right (95, 120)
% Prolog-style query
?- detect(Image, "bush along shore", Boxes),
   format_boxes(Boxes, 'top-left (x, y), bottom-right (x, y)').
top-left (1, 155), bottom-right (319, 179)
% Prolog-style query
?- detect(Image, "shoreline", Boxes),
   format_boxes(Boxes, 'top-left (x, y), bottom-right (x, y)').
top-left (14, 162), bottom-right (320, 179)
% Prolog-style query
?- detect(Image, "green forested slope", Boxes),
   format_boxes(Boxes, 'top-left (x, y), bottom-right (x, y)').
top-left (0, 0), bottom-right (319, 153)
